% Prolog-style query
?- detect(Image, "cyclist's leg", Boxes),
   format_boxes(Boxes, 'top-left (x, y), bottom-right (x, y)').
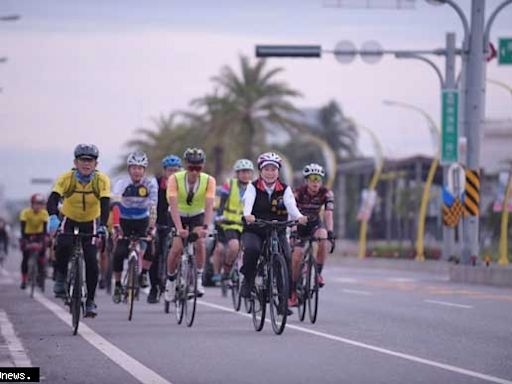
top-left (211, 228), bottom-right (225, 283)
top-left (53, 219), bottom-right (73, 296)
top-left (240, 231), bottom-right (262, 297)
top-left (81, 221), bottom-right (98, 303)
top-left (20, 248), bottom-right (29, 288)
top-left (148, 227), bottom-right (165, 291)
top-left (224, 230), bottom-right (241, 272)
top-left (313, 225), bottom-right (328, 283)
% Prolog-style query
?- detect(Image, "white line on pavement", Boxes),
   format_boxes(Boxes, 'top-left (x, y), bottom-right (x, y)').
top-left (198, 300), bottom-right (511, 384)
top-left (333, 277), bottom-right (358, 284)
top-left (424, 300), bottom-right (473, 309)
top-left (0, 310), bottom-right (32, 367)
top-left (342, 289), bottom-right (373, 296)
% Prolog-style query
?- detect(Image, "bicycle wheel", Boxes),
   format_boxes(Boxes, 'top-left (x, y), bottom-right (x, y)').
top-left (251, 268), bottom-right (266, 332)
top-left (185, 257), bottom-right (197, 327)
top-left (269, 253), bottom-right (289, 335)
top-left (70, 253), bottom-right (82, 335)
top-left (127, 257), bottom-right (137, 321)
top-left (296, 259), bottom-right (307, 322)
top-left (28, 253), bottom-right (37, 298)
top-left (174, 260), bottom-right (186, 324)
top-left (230, 265), bottom-right (241, 311)
top-left (307, 257), bottom-right (320, 324)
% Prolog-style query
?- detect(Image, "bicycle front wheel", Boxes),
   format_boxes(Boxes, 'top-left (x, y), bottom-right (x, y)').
top-left (307, 257), bottom-right (320, 324)
top-left (269, 253), bottom-right (289, 335)
top-left (185, 257), bottom-right (197, 327)
top-left (175, 261), bottom-right (186, 324)
top-left (127, 257), bottom-right (137, 321)
top-left (297, 260), bottom-right (307, 322)
top-left (70, 255), bottom-right (82, 335)
top-left (28, 253), bottom-right (37, 298)
top-left (230, 266), bottom-right (241, 312)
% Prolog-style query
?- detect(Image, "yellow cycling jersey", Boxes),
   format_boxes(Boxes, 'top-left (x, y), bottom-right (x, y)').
top-left (19, 208), bottom-right (49, 235)
top-left (53, 171), bottom-right (111, 222)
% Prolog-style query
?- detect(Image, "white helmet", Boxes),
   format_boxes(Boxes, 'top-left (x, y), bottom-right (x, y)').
top-left (233, 159), bottom-right (254, 172)
top-left (257, 152), bottom-right (282, 170)
top-left (303, 163), bottom-right (325, 178)
top-left (127, 151), bottom-right (149, 168)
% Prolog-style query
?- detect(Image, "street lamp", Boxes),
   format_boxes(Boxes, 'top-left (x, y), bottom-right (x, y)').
top-left (0, 15), bottom-right (20, 22)
top-left (383, 100), bottom-right (440, 261)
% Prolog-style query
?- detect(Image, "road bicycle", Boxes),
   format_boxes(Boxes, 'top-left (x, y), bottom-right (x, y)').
top-left (249, 219), bottom-right (297, 335)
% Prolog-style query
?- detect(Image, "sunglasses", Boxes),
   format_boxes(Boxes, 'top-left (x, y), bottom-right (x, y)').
top-left (307, 175), bottom-right (323, 182)
top-left (187, 165), bottom-right (203, 172)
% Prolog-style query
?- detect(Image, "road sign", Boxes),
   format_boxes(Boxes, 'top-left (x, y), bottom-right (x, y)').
top-left (446, 163), bottom-right (465, 198)
top-left (498, 38), bottom-right (512, 65)
top-left (255, 45), bottom-right (321, 58)
top-left (441, 89), bottom-right (459, 164)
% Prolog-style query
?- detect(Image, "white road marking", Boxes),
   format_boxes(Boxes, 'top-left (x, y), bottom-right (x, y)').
top-left (342, 289), bottom-right (373, 296)
top-left (387, 277), bottom-right (416, 283)
top-left (1, 267), bottom-right (172, 384)
top-left (424, 300), bottom-right (473, 309)
top-left (333, 277), bottom-right (358, 284)
top-left (198, 300), bottom-right (511, 384)
top-left (0, 310), bottom-right (32, 367)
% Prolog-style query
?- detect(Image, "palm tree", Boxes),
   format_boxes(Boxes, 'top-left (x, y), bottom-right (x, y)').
top-left (211, 55), bottom-right (306, 159)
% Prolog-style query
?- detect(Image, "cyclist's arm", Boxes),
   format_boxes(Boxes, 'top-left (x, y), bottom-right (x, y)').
top-left (166, 175), bottom-right (183, 231)
top-left (203, 176), bottom-right (217, 227)
top-left (283, 186), bottom-right (304, 220)
top-left (242, 183), bottom-right (256, 217)
top-left (148, 178), bottom-right (159, 228)
top-left (47, 192), bottom-right (61, 216)
top-left (216, 181), bottom-right (230, 216)
top-left (324, 190), bottom-right (335, 232)
top-left (20, 221), bottom-right (27, 239)
top-left (100, 197), bottom-right (110, 226)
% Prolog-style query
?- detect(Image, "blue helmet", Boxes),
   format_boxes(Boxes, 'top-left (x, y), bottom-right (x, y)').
top-left (161, 155), bottom-right (182, 169)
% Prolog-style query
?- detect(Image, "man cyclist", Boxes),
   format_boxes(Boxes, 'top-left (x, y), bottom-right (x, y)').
top-left (212, 159), bottom-right (254, 284)
top-left (47, 144), bottom-right (111, 317)
top-left (240, 152), bottom-right (307, 298)
top-left (289, 163), bottom-right (335, 306)
top-left (19, 193), bottom-right (49, 289)
top-left (164, 148), bottom-right (216, 300)
top-left (147, 154), bottom-right (182, 304)
top-left (111, 151), bottom-right (158, 304)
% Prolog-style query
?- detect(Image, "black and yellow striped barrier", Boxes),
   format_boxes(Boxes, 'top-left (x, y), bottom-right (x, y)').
top-left (464, 169), bottom-right (480, 216)
top-left (443, 198), bottom-right (465, 227)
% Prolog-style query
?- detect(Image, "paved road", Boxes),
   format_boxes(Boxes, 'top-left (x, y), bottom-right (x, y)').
top-left (1, 250), bottom-right (512, 384)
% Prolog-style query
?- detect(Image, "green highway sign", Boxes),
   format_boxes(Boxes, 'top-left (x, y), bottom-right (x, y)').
top-left (499, 38), bottom-right (512, 65)
top-left (441, 89), bottom-right (459, 164)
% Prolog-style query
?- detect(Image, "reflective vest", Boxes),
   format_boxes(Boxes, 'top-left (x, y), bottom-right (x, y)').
top-left (221, 178), bottom-right (244, 232)
top-left (176, 171), bottom-right (209, 217)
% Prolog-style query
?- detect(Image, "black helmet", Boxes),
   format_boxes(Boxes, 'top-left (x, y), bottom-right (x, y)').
top-left (74, 144), bottom-right (99, 159)
top-left (183, 148), bottom-right (205, 164)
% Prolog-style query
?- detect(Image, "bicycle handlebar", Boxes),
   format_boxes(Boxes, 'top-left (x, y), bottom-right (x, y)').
top-left (249, 219), bottom-right (299, 228)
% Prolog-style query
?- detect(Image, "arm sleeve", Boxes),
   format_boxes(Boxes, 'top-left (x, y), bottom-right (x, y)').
top-left (100, 197), bottom-right (110, 226)
top-left (284, 186), bottom-right (304, 220)
top-left (20, 221), bottom-right (26, 238)
top-left (149, 178), bottom-right (159, 207)
top-left (99, 173), bottom-right (111, 198)
top-left (242, 183), bottom-right (256, 216)
top-left (47, 192), bottom-right (61, 216)
top-left (325, 190), bottom-right (335, 211)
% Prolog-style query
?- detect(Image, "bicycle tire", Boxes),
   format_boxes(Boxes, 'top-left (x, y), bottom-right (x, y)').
top-left (127, 257), bottom-right (137, 321)
top-left (307, 257), bottom-right (320, 324)
top-left (251, 265), bottom-right (266, 332)
top-left (175, 260), bottom-right (186, 324)
top-left (269, 253), bottom-right (289, 335)
top-left (185, 257), bottom-right (197, 327)
top-left (70, 253), bottom-right (82, 335)
top-left (297, 259), bottom-right (307, 322)
top-left (230, 266), bottom-right (241, 311)
top-left (28, 253), bottom-right (37, 298)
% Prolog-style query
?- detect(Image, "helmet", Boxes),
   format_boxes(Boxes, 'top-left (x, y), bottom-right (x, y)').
top-left (233, 159), bottom-right (254, 172)
top-left (257, 152), bottom-right (282, 170)
top-left (183, 148), bottom-right (206, 164)
top-left (161, 155), bottom-right (182, 169)
top-left (127, 151), bottom-right (149, 168)
top-left (303, 163), bottom-right (325, 178)
top-left (74, 144), bottom-right (99, 159)
top-left (30, 193), bottom-right (45, 205)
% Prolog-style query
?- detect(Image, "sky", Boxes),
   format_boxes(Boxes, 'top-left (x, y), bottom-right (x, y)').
top-left (0, 0), bottom-right (511, 200)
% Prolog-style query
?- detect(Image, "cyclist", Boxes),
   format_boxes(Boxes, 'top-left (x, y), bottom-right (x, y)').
top-left (111, 151), bottom-right (158, 304)
top-left (147, 154), bottom-right (182, 304)
top-left (164, 148), bottom-right (216, 300)
top-left (19, 193), bottom-right (49, 289)
top-left (289, 163), bottom-right (335, 306)
top-left (240, 152), bottom-right (307, 298)
top-left (0, 218), bottom-right (9, 259)
top-left (213, 159), bottom-right (254, 284)
top-left (47, 144), bottom-right (111, 317)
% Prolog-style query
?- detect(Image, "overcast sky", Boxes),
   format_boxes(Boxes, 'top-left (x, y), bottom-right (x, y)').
top-left (1, 0), bottom-right (511, 200)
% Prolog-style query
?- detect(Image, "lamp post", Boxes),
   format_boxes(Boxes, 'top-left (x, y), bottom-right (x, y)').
top-left (383, 100), bottom-right (441, 261)
top-left (356, 125), bottom-right (384, 259)
top-left (0, 15), bottom-right (20, 22)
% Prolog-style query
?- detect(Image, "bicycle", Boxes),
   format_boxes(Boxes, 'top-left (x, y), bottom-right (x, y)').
top-left (174, 232), bottom-right (199, 327)
top-left (119, 235), bottom-right (152, 321)
top-left (25, 239), bottom-right (45, 298)
top-left (295, 236), bottom-right (335, 324)
top-left (59, 228), bottom-right (101, 336)
top-left (248, 219), bottom-right (297, 335)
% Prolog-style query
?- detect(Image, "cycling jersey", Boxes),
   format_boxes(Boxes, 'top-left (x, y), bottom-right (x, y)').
top-left (167, 171), bottom-right (216, 217)
top-left (219, 178), bottom-right (247, 232)
top-left (294, 185), bottom-right (334, 222)
top-left (19, 208), bottom-right (49, 236)
top-left (112, 176), bottom-right (158, 220)
top-left (52, 171), bottom-right (111, 222)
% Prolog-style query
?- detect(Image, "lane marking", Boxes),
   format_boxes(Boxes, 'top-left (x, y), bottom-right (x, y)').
top-left (198, 300), bottom-right (511, 384)
top-left (333, 277), bottom-right (358, 284)
top-left (387, 277), bottom-right (416, 283)
top-left (424, 300), bottom-right (473, 309)
top-left (0, 310), bottom-right (32, 367)
top-left (342, 289), bottom-right (373, 296)
top-left (1, 267), bottom-right (172, 384)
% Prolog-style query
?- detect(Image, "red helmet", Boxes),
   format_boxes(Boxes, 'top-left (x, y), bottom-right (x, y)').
top-left (31, 193), bottom-right (45, 205)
